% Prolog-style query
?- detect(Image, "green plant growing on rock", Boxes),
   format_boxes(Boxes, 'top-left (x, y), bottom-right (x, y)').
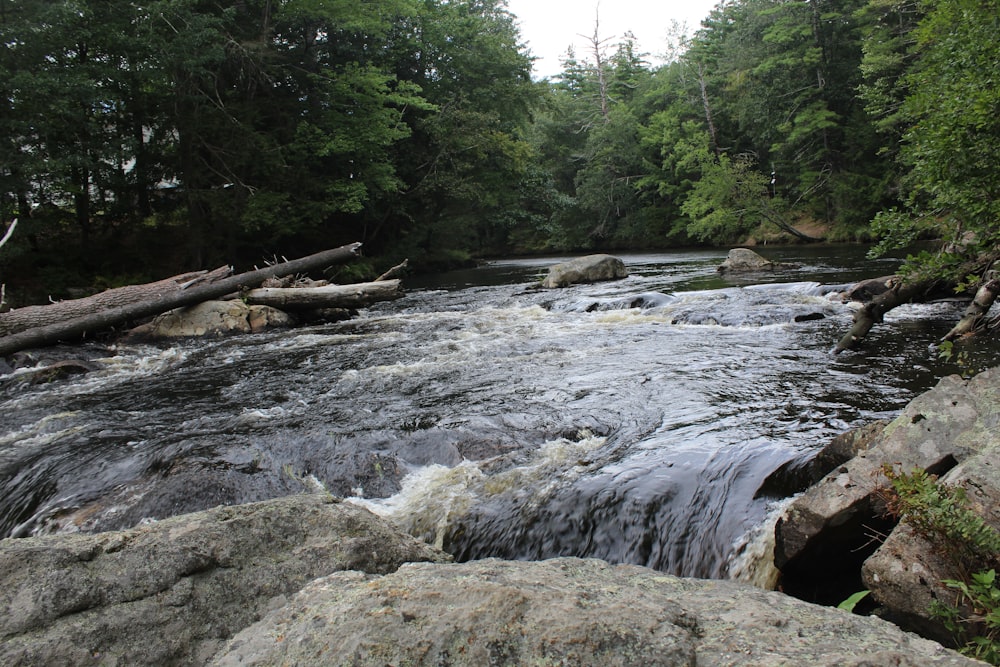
top-left (934, 570), bottom-right (1000, 665)
top-left (880, 465), bottom-right (1000, 663)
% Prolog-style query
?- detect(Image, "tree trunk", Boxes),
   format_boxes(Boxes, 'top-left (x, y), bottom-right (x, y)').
top-left (943, 275), bottom-right (1000, 341)
top-left (0, 243), bottom-right (361, 357)
top-left (0, 265), bottom-right (232, 337)
top-left (243, 280), bottom-right (402, 310)
top-left (834, 277), bottom-right (939, 354)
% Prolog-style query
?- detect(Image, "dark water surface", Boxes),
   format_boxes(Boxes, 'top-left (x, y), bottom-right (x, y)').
top-left (2, 246), bottom-right (997, 580)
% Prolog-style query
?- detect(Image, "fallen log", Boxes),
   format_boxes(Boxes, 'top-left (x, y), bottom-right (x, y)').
top-left (0, 243), bottom-right (362, 357)
top-left (243, 280), bottom-right (402, 310)
top-left (833, 277), bottom-right (940, 354)
top-left (943, 271), bottom-right (1000, 341)
top-left (0, 265), bottom-right (232, 337)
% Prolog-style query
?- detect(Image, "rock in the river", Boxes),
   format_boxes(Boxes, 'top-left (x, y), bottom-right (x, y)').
top-left (862, 440), bottom-right (1000, 642)
top-left (717, 248), bottom-right (798, 273)
top-left (775, 367), bottom-right (1000, 638)
top-left (212, 557), bottom-right (976, 666)
top-left (129, 299), bottom-right (295, 339)
top-left (0, 494), bottom-right (449, 666)
top-left (540, 254), bottom-right (628, 288)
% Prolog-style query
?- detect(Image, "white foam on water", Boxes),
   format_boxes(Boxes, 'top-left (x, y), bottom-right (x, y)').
top-left (726, 496), bottom-right (793, 589)
top-left (350, 431), bottom-right (607, 551)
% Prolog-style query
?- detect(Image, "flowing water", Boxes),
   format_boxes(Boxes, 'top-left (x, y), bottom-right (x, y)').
top-left (2, 246), bottom-right (997, 582)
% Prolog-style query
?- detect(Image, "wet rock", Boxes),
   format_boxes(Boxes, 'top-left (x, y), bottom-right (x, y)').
top-left (862, 441), bottom-right (1000, 642)
top-left (755, 421), bottom-right (887, 500)
top-left (129, 299), bottom-right (295, 339)
top-left (718, 248), bottom-right (799, 273)
top-left (212, 557), bottom-right (976, 666)
top-left (540, 254), bottom-right (628, 288)
top-left (0, 494), bottom-right (449, 666)
top-left (775, 367), bottom-right (1000, 633)
top-left (843, 275), bottom-right (897, 303)
top-left (1, 358), bottom-right (101, 386)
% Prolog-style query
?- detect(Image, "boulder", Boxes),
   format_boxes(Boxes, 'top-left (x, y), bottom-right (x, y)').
top-left (212, 557), bottom-right (976, 666)
top-left (862, 441), bottom-right (1000, 642)
top-left (717, 248), bottom-right (798, 274)
top-left (843, 275), bottom-right (898, 303)
top-left (755, 419), bottom-right (888, 499)
top-left (775, 367), bottom-right (1000, 634)
top-left (540, 254), bottom-right (628, 288)
top-left (0, 494), bottom-right (449, 666)
top-left (129, 299), bottom-right (295, 339)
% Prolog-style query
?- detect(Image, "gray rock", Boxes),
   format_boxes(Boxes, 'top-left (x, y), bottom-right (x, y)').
top-left (0, 494), bottom-right (449, 666)
top-left (862, 441), bottom-right (1000, 642)
top-left (755, 420), bottom-right (888, 499)
top-left (540, 254), bottom-right (628, 288)
top-left (130, 300), bottom-right (294, 339)
top-left (775, 367), bottom-right (1000, 633)
top-left (717, 248), bottom-right (798, 273)
top-left (212, 557), bottom-right (976, 666)
top-left (843, 275), bottom-right (898, 303)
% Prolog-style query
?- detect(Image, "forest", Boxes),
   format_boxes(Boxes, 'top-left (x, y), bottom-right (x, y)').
top-left (0, 0), bottom-right (998, 308)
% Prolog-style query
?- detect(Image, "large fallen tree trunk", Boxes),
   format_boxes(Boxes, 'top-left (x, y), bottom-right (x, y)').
top-left (833, 277), bottom-right (941, 354)
top-left (243, 279), bottom-right (402, 310)
top-left (0, 265), bottom-right (232, 337)
top-left (0, 243), bottom-right (361, 357)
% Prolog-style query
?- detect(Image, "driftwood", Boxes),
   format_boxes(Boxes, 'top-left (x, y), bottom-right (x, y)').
top-left (0, 243), bottom-right (362, 357)
top-left (243, 280), bottom-right (402, 310)
top-left (376, 259), bottom-right (409, 282)
top-left (0, 218), bottom-right (17, 311)
top-left (0, 266), bottom-right (233, 338)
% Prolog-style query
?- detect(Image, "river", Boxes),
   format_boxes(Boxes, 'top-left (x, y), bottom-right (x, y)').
top-left (2, 246), bottom-right (997, 583)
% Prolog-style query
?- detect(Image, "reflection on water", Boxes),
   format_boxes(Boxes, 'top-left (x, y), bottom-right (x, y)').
top-left (2, 246), bottom-right (996, 580)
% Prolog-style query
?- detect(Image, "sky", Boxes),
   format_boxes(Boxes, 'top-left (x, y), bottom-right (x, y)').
top-left (504, 0), bottom-right (721, 79)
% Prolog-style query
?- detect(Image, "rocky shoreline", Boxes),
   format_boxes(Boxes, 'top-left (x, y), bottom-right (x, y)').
top-left (3, 369), bottom-right (998, 665)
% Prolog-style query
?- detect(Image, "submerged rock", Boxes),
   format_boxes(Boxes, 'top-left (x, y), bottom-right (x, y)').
top-left (540, 254), bottom-right (628, 288)
top-left (212, 557), bottom-right (976, 666)
top-left (0, 494), bottom-right (449, 666)
top-left (718, 248), bottom-right (799, 273)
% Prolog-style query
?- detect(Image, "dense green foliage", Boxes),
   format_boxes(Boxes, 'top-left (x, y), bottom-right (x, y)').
top-left (1, 0), bottom-right (998, 302)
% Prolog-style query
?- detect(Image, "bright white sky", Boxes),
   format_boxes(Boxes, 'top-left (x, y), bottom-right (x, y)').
top-left (505, 0), bottom-right (721, 79)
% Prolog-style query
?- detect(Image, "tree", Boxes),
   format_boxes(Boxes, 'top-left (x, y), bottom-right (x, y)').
top-left (868, 0), bottom-right (1000, 277)
top-left (366, 0), bottom-right (539, 261)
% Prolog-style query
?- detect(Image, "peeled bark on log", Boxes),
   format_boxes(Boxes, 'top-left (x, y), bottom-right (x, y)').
top-left (943, 276), bottom-right (1000, 341)
top-left (243, 280), bottom-right (402, 310)
top-left (833, 277), bottom-right (939, 354)
top-left (0, 243), bottom-right (361, 357)
top-left (0, 266), bottom-right (232, 337)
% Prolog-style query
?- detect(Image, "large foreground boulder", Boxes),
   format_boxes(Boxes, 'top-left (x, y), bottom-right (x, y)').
top-left (0, 494), bottom-right (448, 666)
top-left (775, 367), bottom-right (1000, 639)
top-left (212, 557), bottom-right (975, 666)
top-left (540, 254), bottom-right (628, 288)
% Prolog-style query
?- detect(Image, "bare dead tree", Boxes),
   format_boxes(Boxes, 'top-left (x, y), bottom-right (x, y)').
top-left (581, 8), bottom-right (615, 123)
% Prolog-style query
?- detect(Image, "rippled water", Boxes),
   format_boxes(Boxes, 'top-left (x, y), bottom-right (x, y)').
top-left (2, 246), bottom-right (996, 580)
